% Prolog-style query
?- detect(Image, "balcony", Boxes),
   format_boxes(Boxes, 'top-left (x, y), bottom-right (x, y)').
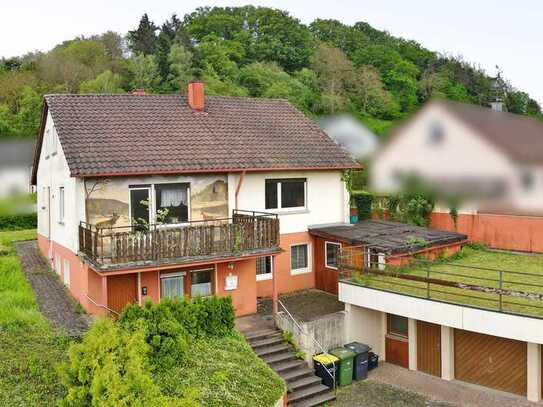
top-left (338, 246), bottom-right (543, 319)
top-left (79, 210), bottom-right (280, 270)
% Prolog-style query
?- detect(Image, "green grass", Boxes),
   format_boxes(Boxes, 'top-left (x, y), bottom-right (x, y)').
top-left (0, 229), bottom-right (69, 406)
top-left (157, 331), bottom-right (285, 406)
top-left (350, 246), bottom-right (543, 318)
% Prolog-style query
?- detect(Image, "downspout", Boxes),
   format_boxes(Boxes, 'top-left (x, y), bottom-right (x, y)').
top-left (234, 170), bottom-right (246, 210)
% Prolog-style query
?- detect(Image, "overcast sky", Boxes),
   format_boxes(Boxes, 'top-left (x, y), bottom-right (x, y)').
top-left (2, 0), bottom-right (542, 104)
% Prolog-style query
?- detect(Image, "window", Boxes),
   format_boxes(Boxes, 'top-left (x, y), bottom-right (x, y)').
top-left (291, 243), bottom-right (310, 274)
top-left (130, 188), bottom-right (150, 226)
top-left (325, 242), bottom-right (341, 269)
top-left (155, 183), bottom-right (189, 224)
top-left (428, 121), bottom-right (445, 145)
top-left (160, 271), bottom-right (185, 299)
top-left (265, 178), bottom-right (306, 210)
top-left (387, 314), bottom-right (408, 338)
top-left (55, 256), bottom-right (61, 275)
top-left (256, 256), bottom-right (273, 281)
top-left (58, 187), bottom-right (65, 223)
top-left (520, 170), bottom-right (535, 191)
top-left (191, 269), bottom-right (213, 297)
top-left (63, 259), bottom-right (70, 287)
top-left (51, 127), bottom-right (58, 155)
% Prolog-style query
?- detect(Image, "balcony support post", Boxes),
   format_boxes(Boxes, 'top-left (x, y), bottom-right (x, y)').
top-left (272, 255), bottom-right (278, 315)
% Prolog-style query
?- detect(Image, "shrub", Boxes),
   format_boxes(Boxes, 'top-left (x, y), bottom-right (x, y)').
top-left (59, 318), bottom-right (167, 406)
top-left (352, 192), bottom-right (373, 220)
top-left (119, 300), bottom-right (189, 370)
top-left (0, 213), bottom-right (37, 231)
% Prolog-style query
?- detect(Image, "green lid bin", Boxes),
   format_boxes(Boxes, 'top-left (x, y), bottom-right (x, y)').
top-left (329, 347), bottom-right (356, 386)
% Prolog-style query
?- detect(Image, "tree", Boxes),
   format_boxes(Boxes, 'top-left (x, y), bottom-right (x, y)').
top-left (128, 54), bottom-right (160, 90)
top-left (309, 19), bottom-right (367, 56)
top-left (197, 34), bottom-right (243, 81)
top-left (166, 44), bottom-right (193, 92)
top-left (350, 65), bottom-right (399, 119)
top-left (127, 14), bottom-right (158, 55)
top-left (79, 70), bottom-right (125, 93)
top-left (311, 43), bottom-right (354, 113)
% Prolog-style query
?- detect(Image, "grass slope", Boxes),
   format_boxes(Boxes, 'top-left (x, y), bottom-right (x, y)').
top-left (352, 246), bottom-right (543, 317)
top-left (0, 229), bottom-right (69, 406)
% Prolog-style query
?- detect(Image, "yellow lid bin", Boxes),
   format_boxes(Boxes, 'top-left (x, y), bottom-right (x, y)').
top-left (313, 353), bottom-right (339, 365)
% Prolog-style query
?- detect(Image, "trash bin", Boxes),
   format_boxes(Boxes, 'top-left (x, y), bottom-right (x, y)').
top-left (329, 347), bottom-right (356, 386)
top-left (368, 351), bottom-right (379, 371)
top-left (313, 353), bottom-right (339, 388)
top-left (343, 342), bottom-right (370, 380)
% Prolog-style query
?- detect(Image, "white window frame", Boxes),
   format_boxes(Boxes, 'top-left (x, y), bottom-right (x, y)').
top-left (63, 259), bottom-right (70, 287)
top-left (325, 241), bottom-right (341, 270)
top-left (256, 256), bottom-right (273, 281)
top-left (265, 178), bottom-right (307, 213)
top-left (290, 243), bottom-right (311, 275)
top-left (159, 271), bottom-right (186, 299)
top-left (58, 186), bottom-right (65, 224)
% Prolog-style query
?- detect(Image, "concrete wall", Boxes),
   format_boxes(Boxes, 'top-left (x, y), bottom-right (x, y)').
top-left (340, 282), bottom-right (543, 345)
top-left (344, 303), bottom-right (385, 359)
top-left (275, 310), bottom-right (346, 364)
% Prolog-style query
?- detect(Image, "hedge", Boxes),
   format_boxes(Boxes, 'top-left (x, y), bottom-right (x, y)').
top-left (0, 213), bottom-right (37, 231)
top-left (352, 192), bottom-right (373, 221)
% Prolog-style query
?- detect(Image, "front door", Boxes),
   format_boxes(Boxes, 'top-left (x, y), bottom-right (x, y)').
top-left (417, 321), bottom-right (441, 376)
top-left (107, 274), bottom-right (138, 314)
top-left (385, 314), bottom-right (409, 368)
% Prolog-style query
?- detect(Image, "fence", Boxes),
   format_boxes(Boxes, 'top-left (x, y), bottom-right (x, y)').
top-left (79, 209), bottom-right (279, 268)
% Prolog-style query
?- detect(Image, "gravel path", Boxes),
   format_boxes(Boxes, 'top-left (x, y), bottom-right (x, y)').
top-left (15, 240), bottom-right (90, 336)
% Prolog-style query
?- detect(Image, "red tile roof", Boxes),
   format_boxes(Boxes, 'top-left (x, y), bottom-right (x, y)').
top-left (32, 94), bottom-right (359, 182)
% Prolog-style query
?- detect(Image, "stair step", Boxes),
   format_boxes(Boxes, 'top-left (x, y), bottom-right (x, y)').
top-left (244, 329), bottom-right (281, 341)
top-left (288, 384), bottom-right (330, 403)
top-left (280, 367), bottom-right (314, 382)
top-left (263, 351), bottom-right (296, 364)
top-left (274, 359), bottom-right (306, 373)
top-left (255, 343), bottom-right (291, 357)
top-left (288, 376), bottom-right (323, 392)
top-left (288, 391), bottom-right (336, 407)
top-left (251, 336), bottom-right (284, 348)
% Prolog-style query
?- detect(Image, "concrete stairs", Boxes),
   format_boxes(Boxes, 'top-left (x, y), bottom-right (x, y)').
top-left (244, 328), bottom-right (336, 407)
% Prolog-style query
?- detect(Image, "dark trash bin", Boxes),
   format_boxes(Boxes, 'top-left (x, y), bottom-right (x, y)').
top-left (344, 342), bottom-right (370, 380)
top-left (368, 351), bottom-right (379, 371)
top-left (313, 353), bottom-right (339, 388)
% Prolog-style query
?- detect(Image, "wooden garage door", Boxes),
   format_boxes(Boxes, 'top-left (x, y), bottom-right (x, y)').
top-left (107, 274), bottom-right (138, 314)
top-left (454, 329), bottom-right (527, 396)
top-left (417, 321), bottom-right (441, 376)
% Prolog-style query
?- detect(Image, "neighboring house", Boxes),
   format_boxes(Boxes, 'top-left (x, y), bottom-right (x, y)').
top-left (32, 81), bottom-right (359, 317)
top-left (372, 99), bottom-right (543, 252)
top-left (318, 114), bottom-right (379, 160)
top-left (0, 139), bottom-right (35, 198)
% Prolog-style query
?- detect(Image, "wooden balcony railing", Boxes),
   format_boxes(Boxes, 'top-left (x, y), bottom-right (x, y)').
top-left (79, 209), bottom-right (280, 269)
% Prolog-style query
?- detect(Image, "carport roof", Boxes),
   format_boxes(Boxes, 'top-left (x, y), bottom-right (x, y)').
top-left (309, 220), bottom-right (467, 255)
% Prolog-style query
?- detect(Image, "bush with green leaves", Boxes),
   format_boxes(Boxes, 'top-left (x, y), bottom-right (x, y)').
top-left (59, 318), bottom-right (169, 406)
top-left (352, 192), bottom-right (373, 220)
top-left (0, 213), bottom-right (37, 231)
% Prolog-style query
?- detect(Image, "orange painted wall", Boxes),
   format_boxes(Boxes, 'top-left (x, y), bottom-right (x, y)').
top-left (216, 259), bottom-right (258, 316)
top-left (431, 212), bottom-right (543, 253)
top-left (386, 241), bottom-right (464, 266)
top-left (140, 270), bottom-right (160, 304)
top-left (87, 266), bottom-right (107, 315)
top-left (257, 231), bottom-right (315, 298)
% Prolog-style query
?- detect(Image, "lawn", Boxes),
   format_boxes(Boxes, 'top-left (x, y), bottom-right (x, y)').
top-left (348, 245), bottom-right (543, 318)
top-left (0, 229), bottom-right (69, 406)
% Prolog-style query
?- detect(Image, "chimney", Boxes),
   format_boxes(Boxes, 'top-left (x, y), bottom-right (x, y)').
top-left (188, 80), bottom-right (205, 111)
top-left (131, 88), bottom-right (145, 96)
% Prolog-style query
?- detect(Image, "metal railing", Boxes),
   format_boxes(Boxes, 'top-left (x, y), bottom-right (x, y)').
top-left (79, 209), bottom-right (280, 268)
top-left (276, 299), bottom-right (337, 393)
top-left (338, 246), bottom-right (543, 319)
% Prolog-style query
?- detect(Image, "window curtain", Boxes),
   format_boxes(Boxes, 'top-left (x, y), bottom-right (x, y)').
top-left (160, 276), bottom-right (184, 298)
top-left (160, 186), bottom-right (187, 207)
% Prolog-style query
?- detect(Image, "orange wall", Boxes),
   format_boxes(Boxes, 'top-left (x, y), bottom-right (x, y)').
top-left (216, 259), bottom-right (257, 316)
top-left (431, 212), bottom-right (543, 253)
top-left (140, 270), bottom-right (160, 304)
top-left (257, 231), bottom-right (315, 298)
top-left (386, 241), bottom-right (464, 266)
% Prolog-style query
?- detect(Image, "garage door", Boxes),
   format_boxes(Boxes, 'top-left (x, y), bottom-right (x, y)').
top-left (107, 274), bottom-right (138, 314)
top-left (454, 329), bottom-right (527, 396)
top-left (417, 321), bottom-right (441, 377)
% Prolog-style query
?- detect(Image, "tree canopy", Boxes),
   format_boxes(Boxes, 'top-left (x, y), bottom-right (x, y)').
top-left (0, 6), bottom-right (541, 139)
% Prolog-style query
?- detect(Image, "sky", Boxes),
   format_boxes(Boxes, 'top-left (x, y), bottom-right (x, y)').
top-left (2, 0), bottom-right (542, 104)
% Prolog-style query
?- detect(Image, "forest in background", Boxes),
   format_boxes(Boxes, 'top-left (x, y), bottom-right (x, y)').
top-left (1, 5), bottom-right (542, 140)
